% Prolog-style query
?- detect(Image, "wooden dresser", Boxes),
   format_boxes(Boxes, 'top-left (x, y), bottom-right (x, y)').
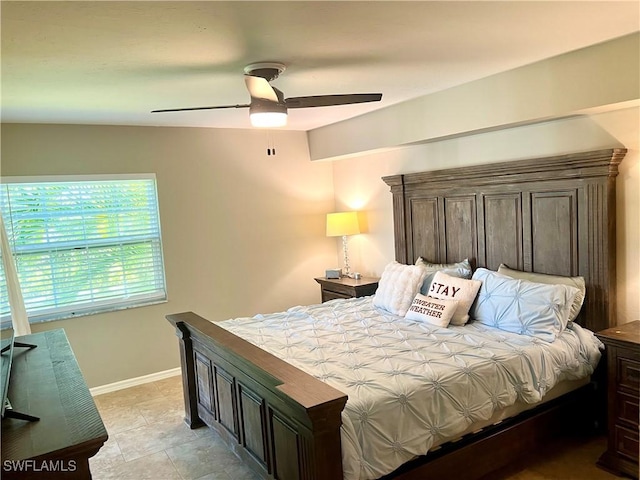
top-left (1, 329), bottom-right (107, 479)
top-left (596, 321), bottom-right (640, 479)
top-left (314, 276), bottom-right (379, 302)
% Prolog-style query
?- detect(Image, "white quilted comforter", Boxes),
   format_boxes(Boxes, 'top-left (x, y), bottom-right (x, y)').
top-left (217, 297), bottom-right (603, 480)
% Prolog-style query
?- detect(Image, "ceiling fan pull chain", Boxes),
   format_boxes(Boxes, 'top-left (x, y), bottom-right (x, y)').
top-left (265, 130), bottom-right (276, 156)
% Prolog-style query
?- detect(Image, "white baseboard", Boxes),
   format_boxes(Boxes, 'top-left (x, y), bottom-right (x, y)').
top-left (90, 367), bottom-right (181, 396)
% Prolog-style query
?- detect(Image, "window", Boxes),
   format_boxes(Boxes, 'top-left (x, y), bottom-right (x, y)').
top-left (0, 175), bottom-right (166, 327)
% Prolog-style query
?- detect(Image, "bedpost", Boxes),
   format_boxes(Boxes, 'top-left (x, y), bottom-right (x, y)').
top-left (167, 314), bottom-right (205, 429)
top-left (602, 148), bottom-right (626, 330)
top-left (383, 173), bottom-right (408, 263)
top-left (167, 311), bottom-right (348, 480)
top-left (579, 148), bottom-right (625, 332)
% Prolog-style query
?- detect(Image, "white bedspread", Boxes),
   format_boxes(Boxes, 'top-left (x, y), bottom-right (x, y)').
top-left (217, 297), bottom-right (603, 480)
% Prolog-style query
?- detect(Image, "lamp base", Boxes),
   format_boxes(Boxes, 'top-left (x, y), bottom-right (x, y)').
top-left (341, 235), bottom-right (352, 278)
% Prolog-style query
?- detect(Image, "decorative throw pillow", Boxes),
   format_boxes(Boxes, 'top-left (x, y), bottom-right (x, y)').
top-left (427, 271), bottom-right (482, 326)
top-left (405, 294), bottom-right (459, 328)
top-left (470, 268), bottom-right (580, 342)
top-left (497, 264), bottom-right (586, 322)
top-left (415, 257), bottom-right (473, 295)
top-left (373, 261), bottom-right (428, 316)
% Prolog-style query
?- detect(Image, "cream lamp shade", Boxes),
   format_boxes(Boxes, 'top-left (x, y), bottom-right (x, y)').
top-left (326, 211), bottom-right (360, 277)
top-left (326, 212), bottom-right (360, 237)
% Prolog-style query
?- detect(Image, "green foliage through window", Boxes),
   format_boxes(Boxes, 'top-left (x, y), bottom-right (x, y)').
top-left (0, 176), bottom-right (166, 327)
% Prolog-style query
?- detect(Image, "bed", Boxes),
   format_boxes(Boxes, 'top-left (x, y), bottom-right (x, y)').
top-left (167, 148), bottom-right (626, 480)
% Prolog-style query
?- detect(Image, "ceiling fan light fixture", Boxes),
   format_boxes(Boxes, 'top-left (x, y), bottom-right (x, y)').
top-left (250, 111), bottom-right (288, 128)
top-left (249, 101), bottom-right (288, 128)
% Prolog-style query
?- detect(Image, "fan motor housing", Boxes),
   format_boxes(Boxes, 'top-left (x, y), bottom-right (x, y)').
top-left (250, 97), bottom-right (287, 114)
top-left (244, 62), bottom-right (286, 82)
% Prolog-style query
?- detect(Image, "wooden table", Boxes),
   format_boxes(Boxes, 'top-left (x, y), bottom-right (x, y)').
top-left (314, 276), bottom-right (379, 302)
top-left (596, 321), bottom-right (640, 479)
top-left (1, 329), bottom-right (107, 479)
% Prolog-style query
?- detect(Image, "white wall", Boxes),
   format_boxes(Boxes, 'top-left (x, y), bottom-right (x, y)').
top-left (309, 33), bottom-right (639, 161)
top-left (331, 108), bottom-right (640, 325)
top-left (0, 124), bottom-right (336, 387)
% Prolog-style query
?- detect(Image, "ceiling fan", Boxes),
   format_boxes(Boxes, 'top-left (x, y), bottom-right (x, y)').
top-left (151, 62), bottom-right (382, 127)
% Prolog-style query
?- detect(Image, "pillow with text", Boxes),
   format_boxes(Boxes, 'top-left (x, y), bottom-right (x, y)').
top-left (415, 257), bottom-right (472, 295)
top-left (427, 271), bottom-right (481, 326)
top-left (405, 294), bottom-right (459, 328)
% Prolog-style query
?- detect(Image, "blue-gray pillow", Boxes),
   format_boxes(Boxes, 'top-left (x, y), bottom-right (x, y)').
top-left (497, 264), bottom-right (585, 322)
top-left (470, 268), bottom-right (580, 342)
top-left (415, 257), bottom-right (472, 295)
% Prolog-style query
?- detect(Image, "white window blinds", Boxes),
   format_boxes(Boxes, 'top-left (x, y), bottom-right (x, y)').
top-left (0, 175), bottom-right (166, 327)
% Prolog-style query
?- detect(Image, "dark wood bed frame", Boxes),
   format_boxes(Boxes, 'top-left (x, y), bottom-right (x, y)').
top-left (167, 148), bottom-right (626, 480)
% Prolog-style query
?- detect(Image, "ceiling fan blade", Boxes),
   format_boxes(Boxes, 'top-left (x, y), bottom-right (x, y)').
top-left (285, 93), bottom-right (382, 109)
top-left (151, 104), bottom-right (250, 113)
top-left (244, 75), bottom-right (279, 102)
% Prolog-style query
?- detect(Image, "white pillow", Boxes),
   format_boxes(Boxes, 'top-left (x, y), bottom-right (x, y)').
top-left (405, 294), bottom-right (459, 328)
top-left (497, 264), bottom-right (586, 322)
top-left (415, 257), bottom-right (472, 295)
top-left (427, 271), bottom-right (482, 326)
top-left (373, 261), bottom-right (428, 316)
top-left (470, 268), bottom-right (580, 342)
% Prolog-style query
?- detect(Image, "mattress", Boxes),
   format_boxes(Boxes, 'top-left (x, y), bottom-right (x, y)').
top-left (217, 296), bottom-right (603, 480)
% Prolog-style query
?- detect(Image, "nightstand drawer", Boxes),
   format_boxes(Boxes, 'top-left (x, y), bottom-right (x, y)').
top-left (616, 391), bottom-right (640, 426)
top-left (618, 356), bottom-right (640, 392)
top-left (322, 290), bottom-right (351, 302)
top-left (322, 282), bottom-right (359, 297)
top-left (315, 277), bottom-right (379, 303)
top-left (615, 424), bottom-right (640, 462)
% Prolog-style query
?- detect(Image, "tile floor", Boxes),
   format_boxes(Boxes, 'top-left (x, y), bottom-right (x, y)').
top-left (90, 375), bottom-right (259, 480)
top-left (90, 375), bottom-right (625, 480)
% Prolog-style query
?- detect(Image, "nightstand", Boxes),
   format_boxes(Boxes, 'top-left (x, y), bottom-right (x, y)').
top-left (314, 277), bottom-right (379, 303)
top-left (596, 321), bottom-right (640, 479)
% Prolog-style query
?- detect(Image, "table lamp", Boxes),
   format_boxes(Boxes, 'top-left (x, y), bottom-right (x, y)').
top-left (326, 211), bottom-right (360, 277)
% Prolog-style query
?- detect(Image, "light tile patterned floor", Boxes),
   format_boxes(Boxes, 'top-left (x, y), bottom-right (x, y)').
top-left (90, 375), bottom-right (624, 480)
top-left (90, 376), bottom-right (259, 480)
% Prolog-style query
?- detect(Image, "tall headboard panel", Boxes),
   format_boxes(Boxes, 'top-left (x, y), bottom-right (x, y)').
top-left (383, 148), bottom-right (626, 333)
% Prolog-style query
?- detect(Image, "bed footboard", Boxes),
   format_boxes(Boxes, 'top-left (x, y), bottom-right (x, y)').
top-left (167, 312), bottom-right (347, 480)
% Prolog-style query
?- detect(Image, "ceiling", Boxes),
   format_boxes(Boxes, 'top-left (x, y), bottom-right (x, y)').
top-left (1, 1), bottom-right (638, 131)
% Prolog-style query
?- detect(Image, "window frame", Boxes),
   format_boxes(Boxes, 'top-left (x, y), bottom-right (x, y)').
top-left (0, 173), bottom-right (167, 328)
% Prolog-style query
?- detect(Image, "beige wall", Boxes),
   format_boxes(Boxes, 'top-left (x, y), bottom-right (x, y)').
top-left (0, 124), bottom-right (336, 387)
top-left (331, 107), bottom-right (640, 326)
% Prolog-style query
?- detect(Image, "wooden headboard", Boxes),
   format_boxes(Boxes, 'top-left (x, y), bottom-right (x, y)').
top-left (383, 148), bottom-right (626, 333)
